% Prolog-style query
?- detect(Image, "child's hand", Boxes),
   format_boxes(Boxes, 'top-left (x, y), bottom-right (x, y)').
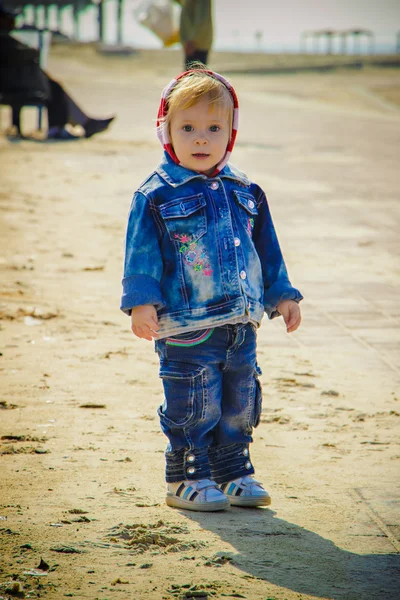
top-left (131, 305), bottom-right (160, 341)
top-left (277, 300), bottom-right (301, 333)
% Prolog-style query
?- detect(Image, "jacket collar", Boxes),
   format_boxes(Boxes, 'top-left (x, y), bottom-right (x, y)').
top-left (156, 152), bottom-right (251, 188)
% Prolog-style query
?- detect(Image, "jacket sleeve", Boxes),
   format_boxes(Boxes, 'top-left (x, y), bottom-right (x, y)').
top-left (120, 192), bottom-right (166, 315)
top-left (253, 189), bottom-right (303, 319)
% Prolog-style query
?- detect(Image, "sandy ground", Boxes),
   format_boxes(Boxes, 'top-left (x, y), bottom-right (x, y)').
top-left (0, 46), bottom-right (400, 600)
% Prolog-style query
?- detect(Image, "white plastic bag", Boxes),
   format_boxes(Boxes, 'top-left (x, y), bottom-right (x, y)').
top-left (133, 0), bottom-right (180, 47)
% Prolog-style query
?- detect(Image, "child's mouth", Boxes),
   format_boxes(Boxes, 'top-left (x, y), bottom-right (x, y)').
top-left (192, 153), bottom-right (210, 158)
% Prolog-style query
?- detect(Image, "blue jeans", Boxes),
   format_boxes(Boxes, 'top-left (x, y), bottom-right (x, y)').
top-left (154, 324), bottom-right (262, 483)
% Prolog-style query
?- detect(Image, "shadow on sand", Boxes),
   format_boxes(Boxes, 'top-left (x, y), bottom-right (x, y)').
top-left (183, 507), bottom-right (399, 600)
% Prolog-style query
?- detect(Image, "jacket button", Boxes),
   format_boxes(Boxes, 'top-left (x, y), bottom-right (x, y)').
top-left (187, 466), bottom-right (196, 475)
top-left (243, 448), bottom-right (249, 456)
top-left (187, 454), bottom-right (195, 463)
top-left (248, 200), bottom-right (255, 209)
top-left (210, 181), bottom-right (219, 190)
top-left (234, 237), bottom-right (241, 247)
top-left (245, 461), bottom-right (252, 469)
top-left (240, 270), bottom-right (247, 279)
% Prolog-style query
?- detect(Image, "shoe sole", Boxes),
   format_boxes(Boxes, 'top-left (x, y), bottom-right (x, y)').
top-left (228, 495), bottom-right (272, 507)
top-left (47, 136), bottom-right (80, 141)
top-left (166, 495), bottom-right (230, 512)
top-left (85, 128), bottom-right (109, 138)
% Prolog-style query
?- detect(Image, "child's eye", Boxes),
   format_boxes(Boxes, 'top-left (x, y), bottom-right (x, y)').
top-left (183, 125), bottom-right (193, 132)
top-left (209, 125), bottom-right (220, 132)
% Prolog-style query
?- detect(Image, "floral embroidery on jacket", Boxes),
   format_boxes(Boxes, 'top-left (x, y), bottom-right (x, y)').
top-left (247, 217), bottom-right (255, 236)
top-left (174, 233), bottom-right (213, 276)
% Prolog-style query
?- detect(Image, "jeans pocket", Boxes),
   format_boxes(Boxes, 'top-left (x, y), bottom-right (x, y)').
top-left (158, 361), bottom-right (206, 428)
top-left (251, 364), bottom-right (263, 428)
top-left (165, 328), bottom-right (214, 347)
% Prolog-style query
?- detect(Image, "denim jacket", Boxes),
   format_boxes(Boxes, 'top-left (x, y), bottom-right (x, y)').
top-left (121, 152), bottom-right (302, 338)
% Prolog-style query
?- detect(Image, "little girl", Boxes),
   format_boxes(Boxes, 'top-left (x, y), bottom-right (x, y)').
top-left (121, 66), bottom-right (302, 511)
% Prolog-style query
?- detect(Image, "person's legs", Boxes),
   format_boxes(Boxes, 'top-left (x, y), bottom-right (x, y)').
top-left (155, 328), bottom-right (230, 511)
top-left (46, 77), bottom-right (114, 139)
top-left (46, 79), bottom-right (69, 129)
top-left (185, 49), bottom-right (208, 69)
top-left (155, 328), bottom-right (225, 482)
top-left (155, 325), bottom-right (270, 509)
top-left (63, 90), bottom-right (88, 127)
top-left (208, 324), bottom-right (271, 507)
top-left (208, 324), bottom-right (260, 482)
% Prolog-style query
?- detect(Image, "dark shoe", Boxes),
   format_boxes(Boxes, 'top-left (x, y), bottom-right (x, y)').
top-left (84, 116), bottom-right (115, 138)
top-left (47, 127), bottom-right (80, 140)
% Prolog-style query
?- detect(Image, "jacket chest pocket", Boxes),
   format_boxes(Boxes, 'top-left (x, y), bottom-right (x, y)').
top-left (159, 194), bottom-right (207, 244)
top-left (233, 190), bottom-right (258, 236)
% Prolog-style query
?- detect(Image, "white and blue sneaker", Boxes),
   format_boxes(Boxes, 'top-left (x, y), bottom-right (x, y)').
top-left (166, 478), bottom-right (230, 512)
top-left (220, 475), bottom-right (271, 507)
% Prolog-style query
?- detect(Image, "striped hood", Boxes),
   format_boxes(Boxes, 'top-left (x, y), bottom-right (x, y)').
top-left (156, 69), bottom-right (239, 178)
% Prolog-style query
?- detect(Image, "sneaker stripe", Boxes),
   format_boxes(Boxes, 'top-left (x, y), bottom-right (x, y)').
top-left (235, 487), bottom-right (243, 496)
top-left (227, 483), bottom-right (237, 496)
top-left (189, 491), bottom-right (199, 501)
top-left (183, 486), bottom-right (194, 500)
top-left (176, 483), bottom-right (186, 497)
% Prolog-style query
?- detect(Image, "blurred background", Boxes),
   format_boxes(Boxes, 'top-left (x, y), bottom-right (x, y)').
top-left (9, 0), bottom-right (400, 54)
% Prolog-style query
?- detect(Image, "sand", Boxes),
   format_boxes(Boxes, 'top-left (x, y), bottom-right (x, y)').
top-left (0, 45), bottom-right (399, 600)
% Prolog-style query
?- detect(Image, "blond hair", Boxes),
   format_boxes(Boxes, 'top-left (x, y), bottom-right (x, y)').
top-left (163, 70), bottom-right (234, 132)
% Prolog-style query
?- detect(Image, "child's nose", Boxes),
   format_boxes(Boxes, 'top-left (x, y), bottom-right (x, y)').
top-left (195, 134), bottom-right (208, 145)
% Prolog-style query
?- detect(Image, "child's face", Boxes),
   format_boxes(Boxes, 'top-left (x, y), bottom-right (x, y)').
top-left (169, 96), bottom-right (231, 176)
